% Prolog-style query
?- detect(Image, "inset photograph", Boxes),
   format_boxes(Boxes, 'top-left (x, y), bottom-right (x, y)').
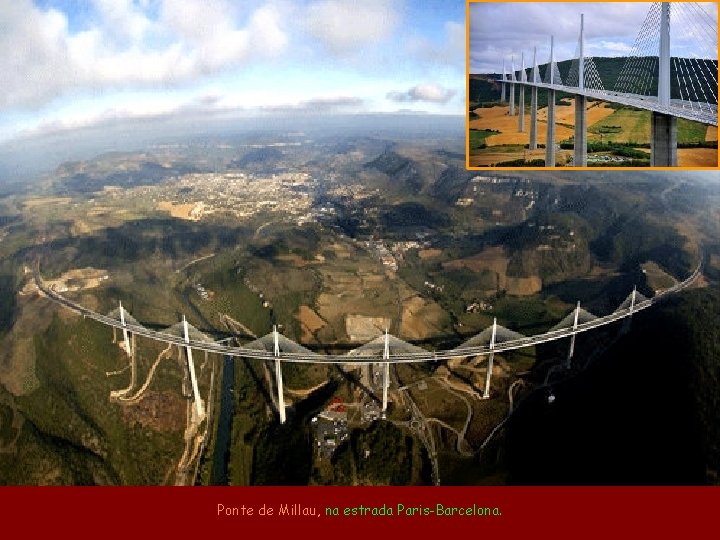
top-left (468, 1), bottom-right (719, 168)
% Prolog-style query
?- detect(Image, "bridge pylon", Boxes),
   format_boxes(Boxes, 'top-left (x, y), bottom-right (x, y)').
top-left (509, 55), bottom-right (516, 116)
top-left (500, 58), bottom-right (507, 102)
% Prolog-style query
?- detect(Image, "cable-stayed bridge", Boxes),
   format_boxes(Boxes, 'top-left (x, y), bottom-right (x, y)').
top-left (34, 260), bottom-right (701, 425)
top-left (495, 2), bottom-right (718, 166)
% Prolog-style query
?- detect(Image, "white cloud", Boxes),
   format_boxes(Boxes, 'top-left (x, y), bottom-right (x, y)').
top-left (91, 0), bottom-right (152, 44)
top-left (0, 0), bottom-right (288, 109)
top-left (387, 83), bottom-right (456, 104)
top-left (304, 0), bottom-right (400, 54)
top-left (470, 2), bottom-right (718, 73)
top-left (260, 95), bottom-right (364, 112)
top-left (408, 20), bottom-right (464, 66)
top-left (588, 41), bottom-right (633, 55)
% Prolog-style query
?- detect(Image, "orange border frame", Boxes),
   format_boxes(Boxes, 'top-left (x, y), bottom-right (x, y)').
top-left (465, 0), bottom-right (720, 170)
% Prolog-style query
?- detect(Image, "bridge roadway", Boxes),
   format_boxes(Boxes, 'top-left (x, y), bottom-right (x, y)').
top-left (34, 263), bottom-right (701, 364)
top-left (503, 80), bottom-right (718, 126)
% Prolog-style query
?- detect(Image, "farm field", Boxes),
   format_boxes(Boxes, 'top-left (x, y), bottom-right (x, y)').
top-left (470, 100), bottom-right (717, 166)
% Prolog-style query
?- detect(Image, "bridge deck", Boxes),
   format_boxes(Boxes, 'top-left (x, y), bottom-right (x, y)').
top-left (500, 80), bottom-right (718, 126)
top-left (34, 262), bottom-right (702, 364)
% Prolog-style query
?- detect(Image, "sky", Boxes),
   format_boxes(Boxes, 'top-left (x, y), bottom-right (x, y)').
top-left (0, 0), bottom-right (465, 145)
top-left (470, 2), bottom-right (718, 74)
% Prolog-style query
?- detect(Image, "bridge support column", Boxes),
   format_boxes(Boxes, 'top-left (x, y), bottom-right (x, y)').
top-left (483, 318), bottom-right (498, 399)
top-left (574, 95), bottom-right (587, 166)
top-left (509, 83), bottom-right (515, 116)
top-left (382, 330), bottom-right (390, 416)
top-left (119, 301), bottom-right (131, 357)
top-left (545, 90), bottom-right (556, 167)
top-left (518, 86), bottom-right (525, 132)
top-left (622, 286), bottom-right (638, 334)
top-left (129, 332), bottom-right (136, 388)
top-left (529, 87), bottom-right (538, 149)
top-left (273, 326), bottom-right (286, 424)
top-left (182, 315), bottom-right (205, 421)
top-left (651, 112), bottom-right (677, 166)
top-left (567, 302), bottom-right (580, 369)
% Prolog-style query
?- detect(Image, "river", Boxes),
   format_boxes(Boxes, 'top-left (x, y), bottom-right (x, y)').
top-left (210, 355), bottom-right (235, 485)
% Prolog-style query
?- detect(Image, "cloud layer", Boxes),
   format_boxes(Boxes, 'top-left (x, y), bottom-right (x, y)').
top-left (470, 2), bottom-right (718, 74)
top-left (0, 0), bottom-right (465, 142)
top-left (0, 0), bottom-right (289, 108)
top-left (387, 83), bottom-right (456, 104)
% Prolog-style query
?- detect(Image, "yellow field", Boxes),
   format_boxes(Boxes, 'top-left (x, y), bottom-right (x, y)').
top-left (470, 99), bottom-right (715, 167)
top-left (295, 305), bottom-right (327, 343)
top-left (469, 106), bottom-right (534, 145)
top-left (551, 99), bottom-right (616, 126)
top-left (157, 201), bottom-right (205, 220)
top-left (470, 100), bottom-right (614, 148)
top-left (468, 148), bottom-right (574, 167)
top-left (418, 248), bottom-right (442, 260)
top-left (22, 197), bottom-right (72, 208)
top-left (677, 148), bottom-right (718, 167)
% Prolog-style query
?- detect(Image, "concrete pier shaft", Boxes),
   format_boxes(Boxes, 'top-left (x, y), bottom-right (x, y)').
top-left (518, 86), bottom-right (525, 132)
top-left (545, 89), bottom-right (556, 167)
top-left (529, 87), bottom-right (538, 149)
top-left (574, 95), bottom-right (587, 166)
top-left (651, 112), bottom-right (677, 166)
top-left (273, 326), bottom-right (286, 424)
top-left (483, 318), bottom-right (498, 400)
top-left (509, 83), bottom-right (515, 116)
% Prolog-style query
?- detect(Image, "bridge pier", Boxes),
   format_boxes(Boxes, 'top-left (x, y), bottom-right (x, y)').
top-left (651, 112), bottom-right (677, 166)
top-left (622, 286), bottom-right (638, 334)
top-left (483, 318), bottom-right (498, 399)
top-left (273, 326), bottom-right (286, 424)
top-left (566, 302), bottom-right (580, 369)
top-left (518, 87), bottom-right (525, 132)
top-left (119, 301), bottom-right (132, 357)
top-left (509, 83), bottom-right (515, 116)
top-left (382, 330), bottom-right (390, 416)
top-left (574, 95), bottom-right (587, 166)
top-left (574, 14), bottom-right (587, 167)
top-left (182, 315), bottom-right (205, 421)
top-left (518, 53), bottom-right (525, 132)
top-left (111, 301), bottom-right (136, 399)
top-left (545, 90), bottom-right (556, 167)
top-left (530, 86), bottom-right (538, 149)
